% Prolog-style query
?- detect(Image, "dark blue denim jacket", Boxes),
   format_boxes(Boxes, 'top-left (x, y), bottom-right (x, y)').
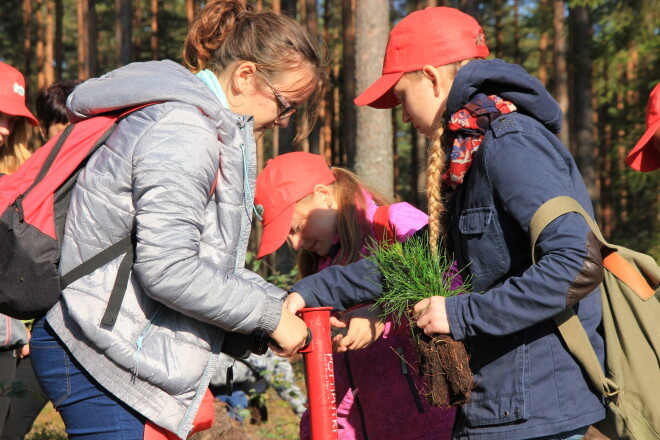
top-left (292, 60), bottom-right (605, 439)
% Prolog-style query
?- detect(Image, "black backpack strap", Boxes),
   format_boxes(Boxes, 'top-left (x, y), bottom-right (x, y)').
top-left (60, 234), bottom-right (134, 327)
top-left (60, 235), bottom-right (133, 288)
top-left (100, 236), bottom-right (135, 327)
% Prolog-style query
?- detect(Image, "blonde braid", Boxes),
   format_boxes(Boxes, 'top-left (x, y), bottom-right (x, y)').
top-left (426, 119), bottom-right (448, 256)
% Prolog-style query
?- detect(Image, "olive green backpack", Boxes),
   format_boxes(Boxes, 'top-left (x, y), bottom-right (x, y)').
top-left (530, 196), bottom-right (660, 440)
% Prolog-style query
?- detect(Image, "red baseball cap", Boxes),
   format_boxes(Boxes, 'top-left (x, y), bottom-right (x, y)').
top-left (254, 152), bottom-right (336, 259)
top-left (626, 82), bottom-right (660, 172)
top-left (354, 7), bottom-right (489, 109)
top-left (0, 61), bottom-right (38, 126)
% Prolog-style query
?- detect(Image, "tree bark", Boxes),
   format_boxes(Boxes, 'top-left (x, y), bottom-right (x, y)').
top-left (23, 0), bottom-right (32, 82)
top-left (302, 0), bottom-right (320, 154)
top-left (341, 0), bottom-right (356, 168)
top-left (36, 0), bottom-right (45, 90)
top-left (116, 0), bottom-right (132, 66)
top-left (55, 0), bottom-right (63, 80)
top-left (552, 0), bottom-right (570, 150)
top-left (458, 0), bottom-right (479, 19)
top-left (76, 0), bottom-right (89, 79)
top-left (45, 0), bottom-right (55, 86)
top-left (133, 0), bottom-right (142, 61)
top-left (150, 0), bottom-right (159, 60)
top-left (355, 0), bottom-right (393, 197)
top-left (494, 0), bottom-right (505, 59)
top-left (538, 0), bottom-right (549, 86)
top-left (569, 5), bottom-right (597, 204)
top-left (185, 0), bottom-right (197, 25)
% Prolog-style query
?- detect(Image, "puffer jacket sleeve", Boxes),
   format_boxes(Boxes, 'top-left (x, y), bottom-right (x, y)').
top-left (0, 315), bottom-right (29, 349)
top-left (131, 107), bottom-right (282, 334)
top-left (445, 126), bottom-right (602, 340)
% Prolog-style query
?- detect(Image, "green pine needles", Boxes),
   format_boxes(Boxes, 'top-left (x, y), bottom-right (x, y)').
top-left (366, 232), bottom-right (472, 326)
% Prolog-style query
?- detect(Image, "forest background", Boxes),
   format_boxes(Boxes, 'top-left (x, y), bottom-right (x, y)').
top-left (1, 0), bottom-right (659, 273)
top-left (1, 0), bottom-right (658, 438)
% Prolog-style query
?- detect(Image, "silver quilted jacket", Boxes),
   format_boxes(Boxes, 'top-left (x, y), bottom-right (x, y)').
top-left (44, 60), bottom-right (285, 438)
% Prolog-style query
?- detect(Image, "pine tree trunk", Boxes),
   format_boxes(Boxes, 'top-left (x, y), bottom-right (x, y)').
top-left (44, 0), bottom-right (55, 86)
top-left (77, 0), bottom-right (89, 79)
top-left (355, 0), bottom-right (392, 197)
top-left (569, 5), bottom-right (597, 202)
top-left (116, 0), bottom-right (132, 66)
top-left (538, 0), bottom-right (549, 86)
top-left (341, 0), bottom-right (356, 168)
top-left (150, 0), bottom-right (159, 60)
top-left (494, 0), bottom-right (505, 59)
top-left (36, 0), bottom-right (45, 90)
top-left (186, 0), bottom-right (195, 25)
top-left (458, 0), bottom-right (479, 19)
top-left (133, 0), bottom-right (143, 61)
top-left (552, 0), bottom-right (570, 150)
top-left (23, 0), bottom-right (32, 82)
top-left (54, 0), bottom-right (63, 80)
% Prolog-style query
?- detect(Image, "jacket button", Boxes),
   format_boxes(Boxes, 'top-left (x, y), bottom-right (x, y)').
top-left (503, 410), bottom-right (510, 417)
top-left (514, 408), bottom-right (520, 416)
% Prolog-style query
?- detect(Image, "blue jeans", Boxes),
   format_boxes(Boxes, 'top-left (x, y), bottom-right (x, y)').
top-left (30, 318), bottom-right (145, 439)
top-left (530, 426), bottom-right (589, 440)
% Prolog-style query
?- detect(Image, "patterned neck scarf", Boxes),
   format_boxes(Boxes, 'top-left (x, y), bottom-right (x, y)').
top-left (442, 94), bottom-right (517, 190)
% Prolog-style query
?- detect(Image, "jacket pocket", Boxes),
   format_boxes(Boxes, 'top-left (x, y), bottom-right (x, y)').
top-left (460, 331), bottom-right (530, 427)
top-left (458, 206), bottom-right (509, 280)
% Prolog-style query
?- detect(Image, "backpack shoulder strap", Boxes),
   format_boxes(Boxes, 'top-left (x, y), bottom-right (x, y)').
top-left (529, 196), bottom-right (620, 400)
top-left (373, 205), bottom-right (396, 245)
top-left (529, 196), bottom-right (611, 264)
top-left (530, 196), bottom-right (655, 300)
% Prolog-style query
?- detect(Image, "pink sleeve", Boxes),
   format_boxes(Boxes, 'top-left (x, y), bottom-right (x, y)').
top-left (387, 202), bottom-right (428, 242)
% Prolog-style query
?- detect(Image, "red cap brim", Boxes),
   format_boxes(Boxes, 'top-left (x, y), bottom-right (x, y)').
top-left (626, 120), bottom-right (660, 172)
top-left (257, 202), bottom-right (296, 259)
top-left (354, 72), bottom-right (404, 109)
top-left (4, 103), bottom-right (39, 126)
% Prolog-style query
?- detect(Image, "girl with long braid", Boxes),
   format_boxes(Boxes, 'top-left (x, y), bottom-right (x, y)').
top-left (285, 7), bottom-right (605, 440)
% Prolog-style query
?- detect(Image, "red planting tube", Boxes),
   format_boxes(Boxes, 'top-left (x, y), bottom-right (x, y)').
top-left (298, 307), bottom-right (338, 440)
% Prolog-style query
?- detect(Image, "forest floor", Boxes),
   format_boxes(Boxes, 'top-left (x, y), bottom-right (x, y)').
top-left (25, 357), bottom-right (306, 440)
top-left (23, 353), bottom-right (612, 440)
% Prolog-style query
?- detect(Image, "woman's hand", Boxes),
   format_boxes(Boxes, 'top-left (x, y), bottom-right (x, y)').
top-left (268, 304), bottom-right (309, 357)
top-left (283, 291), bottom-right (306, 314)
top-left (330, 305), bottom-right (385, 352)
top-left (413, 296), bottom-right (451, 335)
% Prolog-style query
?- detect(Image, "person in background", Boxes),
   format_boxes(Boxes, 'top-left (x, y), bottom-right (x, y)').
top-left (27, 0), bottom-right (327, 438)
top-left (209, 350), bottom-right (306, 422)
top-left (285, 7), bottom-right (605, 440)
top-left (0, 61), bottom-right (47, 440)
top-left (35, 79), bottom-right (81, 140)
top-left (254, 152), bottom-right (457, 440)
top-left (626, 82), bottom-right (660, 172)
top-left (0, 61), bottom-right (36, 174)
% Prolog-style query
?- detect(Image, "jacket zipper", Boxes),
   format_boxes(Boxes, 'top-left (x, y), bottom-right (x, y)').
top-left (132, 307), bottom-right (163, 380)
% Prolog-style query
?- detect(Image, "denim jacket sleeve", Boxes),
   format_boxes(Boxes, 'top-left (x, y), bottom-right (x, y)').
top-left (446, 116), bottom-right (602, 340)
top-left (290, 258), bottom-right (382, 310)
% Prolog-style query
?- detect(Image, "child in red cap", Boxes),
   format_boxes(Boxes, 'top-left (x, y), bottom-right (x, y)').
top-left (0, 61), bottom-right (45, 440)
top-left (626, 82), bottom-right (660, 171)
top-left (0, 61), bottom-right (38, 174)
top-left (255, 152), bottom-right (458, 440)
top-left (285, 7), bottom-right (605, 440)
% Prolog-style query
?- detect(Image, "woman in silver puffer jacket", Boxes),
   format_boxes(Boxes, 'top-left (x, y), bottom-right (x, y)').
top-left (29, 1), bottom-right (327, 438)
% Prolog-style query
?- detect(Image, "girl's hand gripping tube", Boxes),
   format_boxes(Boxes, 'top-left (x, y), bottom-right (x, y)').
top-left (299, 307), bottom-right (338, 440)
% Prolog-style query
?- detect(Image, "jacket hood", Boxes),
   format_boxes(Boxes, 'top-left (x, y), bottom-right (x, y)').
top-left (66, 60), bottom-right (231, 125)
top-left (447, 59), bottom-right (562, 133)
